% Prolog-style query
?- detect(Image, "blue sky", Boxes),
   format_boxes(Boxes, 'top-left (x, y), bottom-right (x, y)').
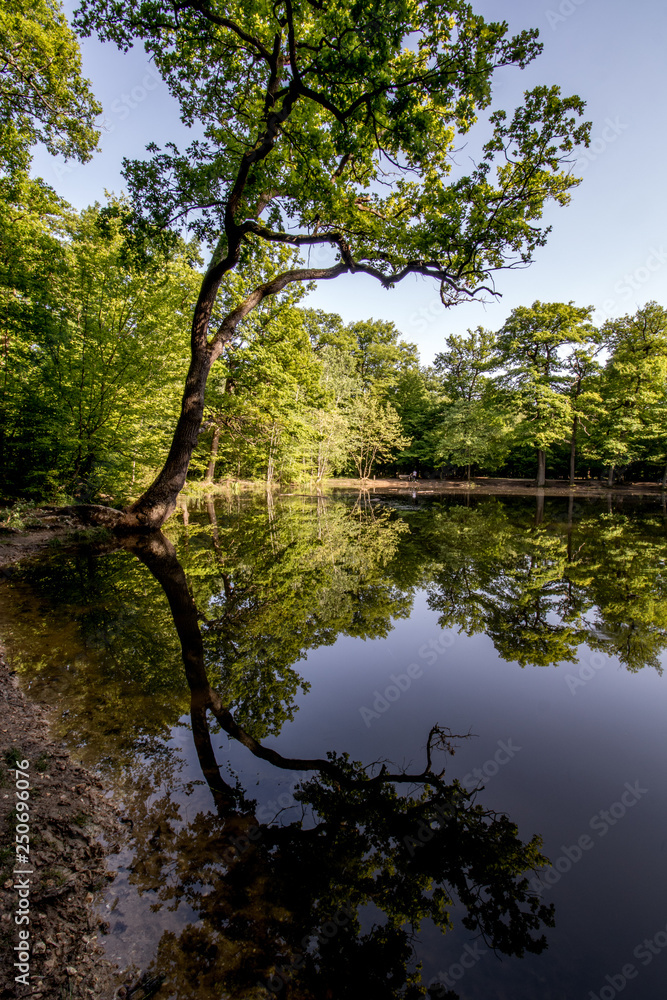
top-left (33, 0), bottom-right (667, 363)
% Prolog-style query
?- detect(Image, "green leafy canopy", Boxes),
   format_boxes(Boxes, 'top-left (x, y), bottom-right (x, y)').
top-left (74, 0), bottom-right (590, 308)
top-left (0, 0), bottom-right (101, 174)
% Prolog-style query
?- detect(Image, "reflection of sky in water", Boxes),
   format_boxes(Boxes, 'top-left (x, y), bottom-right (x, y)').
top-left (1, 494), bottom-right (666, 999)
top-left (283, 597), bottom-right (667, 996)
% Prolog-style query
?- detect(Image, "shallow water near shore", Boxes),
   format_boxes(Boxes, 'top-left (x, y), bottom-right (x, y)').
top-left (1, 491), bottom-right (666, 999)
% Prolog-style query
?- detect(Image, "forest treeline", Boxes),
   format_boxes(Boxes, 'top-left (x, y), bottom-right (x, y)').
top-left (3, 186), bottom-right (667, 503)
top-left (3, 3), bottom-right (666, 507)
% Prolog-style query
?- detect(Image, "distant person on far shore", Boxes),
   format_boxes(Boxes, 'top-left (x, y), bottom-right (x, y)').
top-left (412, 470), bottom-right (417, 480)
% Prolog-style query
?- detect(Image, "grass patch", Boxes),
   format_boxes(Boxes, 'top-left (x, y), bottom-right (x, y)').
top-left (0, 501), bottom-right (42, 532)
top-left (41, 866), bottom-right (68, 887)
top-left (4, 746), bottom-right (25, 768)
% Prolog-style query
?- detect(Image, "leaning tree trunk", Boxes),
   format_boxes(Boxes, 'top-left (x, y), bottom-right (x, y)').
top-left (126, 346), bottom-right (214, 529)
top-left (536, 448), bottom-right (546, 488)
top-left (64, 253), bottom-right (347, 532)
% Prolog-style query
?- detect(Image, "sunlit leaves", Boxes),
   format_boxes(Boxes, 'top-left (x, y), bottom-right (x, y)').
top-left (0, 194), bottom-right (202, 501)
top-left (0, 0), bottom-right (100, 175)
top-left (74, 0), bottom-right (589, 294)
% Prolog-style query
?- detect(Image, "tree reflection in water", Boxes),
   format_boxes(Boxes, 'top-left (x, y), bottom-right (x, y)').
top-left (131, 532), bottom-right (554, 1000)
top-left (7, 494), bottom-right (667, 996)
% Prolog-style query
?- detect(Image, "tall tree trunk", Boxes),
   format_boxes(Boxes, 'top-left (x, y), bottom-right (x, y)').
top-left (267, 423), bottom-right (278, 485)
top-left (569, 415), bottom-right (578, 487)
top-left (205, 426), bottom-right (220, 483)
top-left (607, 464), bottom-right (615, 488)
top-left (127, 342), bottom-right (213, 528)
top-left (536, 448), bottom-right (546, 488)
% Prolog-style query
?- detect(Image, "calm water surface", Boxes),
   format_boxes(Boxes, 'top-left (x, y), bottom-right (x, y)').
top-left (1, 491), bottom-right (666, 1000)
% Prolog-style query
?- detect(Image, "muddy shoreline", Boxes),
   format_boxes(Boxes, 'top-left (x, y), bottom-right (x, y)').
top-left (0, 636), bottom-right (127, 999)
top-left (0, 512), bottom-right (142, 997)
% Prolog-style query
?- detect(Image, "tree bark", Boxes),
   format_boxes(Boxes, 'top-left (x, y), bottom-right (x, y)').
top-left (536, 448), bottom-right (546, 488)
top-left (126, 342), bottom-right (214, 529)
top-left (607, 464), bottom-right (615, 488)
top-left (205, 426), bottom-right (221, 483)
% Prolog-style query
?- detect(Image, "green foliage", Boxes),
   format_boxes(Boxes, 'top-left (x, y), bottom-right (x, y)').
top-left (2, 494), bottom-right (412, 755)
top-left (75, 0), bottom-right (589, 301)
top-left (428, 327), bottom-right (512, 477)
top-left (415, 498), bottom-right (667, 671)
top-left (0, 0), bottom-right (101, 175)
top-left (0, 501), bottom-right (42, 531)
top-left (428, 396), bottom-right (512, 479)
top-left (150, 290), bottom-right (667, 489)
top-left (0, 547), bottom-right (190, 770)
top-left (170, 496), bottom-right (411, 736)
top-left (387, 367), bottom-right (446, 468)
top-left (434, 326), bottom-right (498, 402)
top-left (347, 393), bottom-right (410, 479)
top-left (0, 193), bottom-right (202, 501)
top-left (8, 492), bottom-right (667, 997)
top-left (496, 301), bottom-right (597, 481)
top-left (198, 310), bottom-right (418, 483)
top-left (67, 0), bottom-right (591, 519)
top-left (591, 303), bottom-right (667, 480)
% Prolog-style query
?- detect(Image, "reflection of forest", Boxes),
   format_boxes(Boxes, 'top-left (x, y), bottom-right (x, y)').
top-left (182, 492), bottom-right (667, 677)
top-left (410, 496), bottom-right (667, 671)
top-left (2, 494), bottom-right (666, 769)
top-left (3, 493), bottom-right (666, 997)
top-left (120, 529), bottom-right (554, 1000)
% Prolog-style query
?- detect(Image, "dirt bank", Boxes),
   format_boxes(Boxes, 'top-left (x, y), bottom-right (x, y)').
top-left (0, 634), bottom-right (129, 999)
top-left (0, 510), bottom-right (96, 570)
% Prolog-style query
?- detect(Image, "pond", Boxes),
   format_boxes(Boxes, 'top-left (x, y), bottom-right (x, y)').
top-left (1, 491), bottom-right (666, 1000)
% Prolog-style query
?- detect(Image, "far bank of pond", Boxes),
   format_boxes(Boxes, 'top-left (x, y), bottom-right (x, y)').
top-left (190, 474), bottom-right (667, 498)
